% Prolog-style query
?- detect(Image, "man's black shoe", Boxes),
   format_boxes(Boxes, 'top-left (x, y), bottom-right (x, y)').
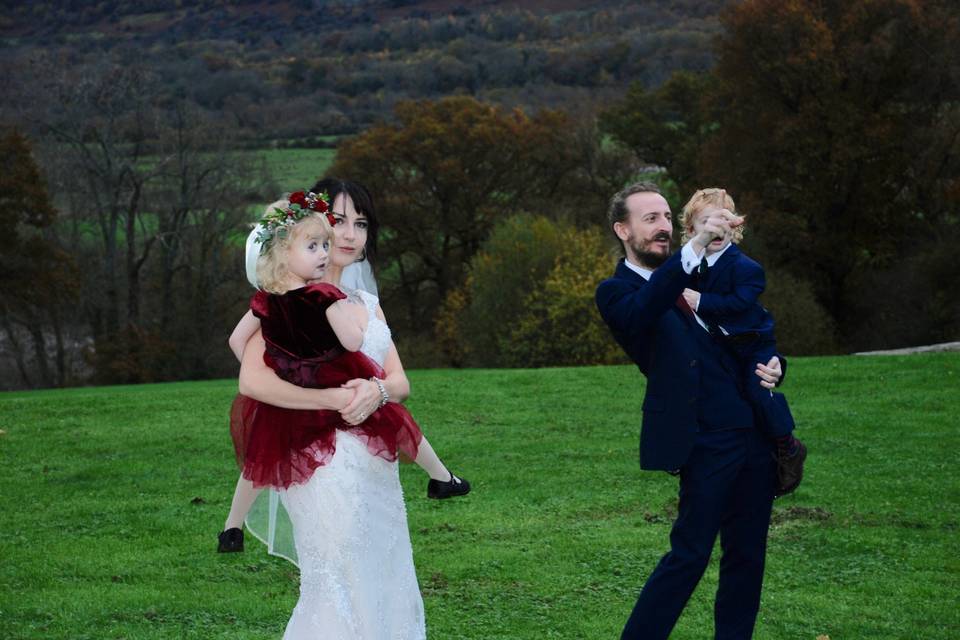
top-left (427, 473), bottom-right (471, 499)
top-left (217, 527), bottom-right (244, 552)
top-left (774, 439), bottom-right (807, 498)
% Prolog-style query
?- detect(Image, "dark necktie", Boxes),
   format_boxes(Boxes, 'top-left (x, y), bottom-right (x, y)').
top-left (695, 257), bottom-right (723, 334)
top-left (696, 256), bottom-right (709, 282)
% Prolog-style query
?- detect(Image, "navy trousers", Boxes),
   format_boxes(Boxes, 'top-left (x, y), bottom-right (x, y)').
top-left (621, 428), bottom-right (777, 640)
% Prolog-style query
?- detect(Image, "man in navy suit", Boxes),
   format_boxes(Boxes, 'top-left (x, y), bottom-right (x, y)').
top-left (595, 182), bottom-right (784, 639)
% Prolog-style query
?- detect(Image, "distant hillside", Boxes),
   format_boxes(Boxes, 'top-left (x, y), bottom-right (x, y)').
top-left (1, 0), bottom-right (728, 141)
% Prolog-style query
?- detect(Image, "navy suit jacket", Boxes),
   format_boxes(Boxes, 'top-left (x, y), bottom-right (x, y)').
top-left (696, 244), bottom-right (774, 337)
top-left (595, 251), bottom-right (784, 471)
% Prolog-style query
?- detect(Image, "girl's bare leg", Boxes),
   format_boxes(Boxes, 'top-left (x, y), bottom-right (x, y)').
top-left (415, 435), bottom-right (471, 499)
top-left (224, 474), bottom-right (260, 530)
top-left (413, 435), bottom-right (452, 481)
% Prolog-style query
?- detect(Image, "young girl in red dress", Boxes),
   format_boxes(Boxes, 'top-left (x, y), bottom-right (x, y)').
top-left (229, 191), bottom-right (464, 492)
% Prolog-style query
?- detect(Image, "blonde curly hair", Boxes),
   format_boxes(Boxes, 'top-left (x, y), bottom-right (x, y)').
top-left (680, 188), bottom-right (745, 244)
top-left (255, 199), bottom-right (333, 294)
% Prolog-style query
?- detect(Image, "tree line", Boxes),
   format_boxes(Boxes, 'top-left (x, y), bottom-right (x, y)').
top-left (2, 64), bottom-right (271, 388)
top-left (2, 0), bottom-right (957, 389)
top-left (1, 1), bottom-right (722, 141)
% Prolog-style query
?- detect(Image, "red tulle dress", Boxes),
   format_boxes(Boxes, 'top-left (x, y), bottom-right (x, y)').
top-left (230, 284), bottom-right (422, 489)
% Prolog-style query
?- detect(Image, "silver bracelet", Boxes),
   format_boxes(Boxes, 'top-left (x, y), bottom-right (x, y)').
top-left (370, 377), bottom-right (389, 408)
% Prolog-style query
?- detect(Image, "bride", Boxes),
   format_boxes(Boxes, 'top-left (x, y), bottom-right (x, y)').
top-left (237, 180), bottom-right (439, 639)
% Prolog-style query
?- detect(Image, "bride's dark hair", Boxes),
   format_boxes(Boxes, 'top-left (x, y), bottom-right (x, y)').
top-left (310, 178), bottom-right (379, 263)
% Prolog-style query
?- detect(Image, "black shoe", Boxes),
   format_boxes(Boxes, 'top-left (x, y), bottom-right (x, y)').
top-left (774, 439), bottom-right (807, 498)
top-left (217, 527), bottom-right (244, 552)
top-left (427, 473), bottom-right (471, 499)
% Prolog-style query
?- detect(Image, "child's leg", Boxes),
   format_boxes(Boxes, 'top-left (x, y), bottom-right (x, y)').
top-left (741, 341), bottom-right (806, 496)
top-left (413, 435), bottom-right (453, 481)
top-left (416, 433), bottom-right (471, 499)
top-left (223, 474), bottom-right (261, 530)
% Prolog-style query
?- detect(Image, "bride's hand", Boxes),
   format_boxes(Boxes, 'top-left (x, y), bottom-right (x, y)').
top-left (339, 378), bottom-right (381, 425)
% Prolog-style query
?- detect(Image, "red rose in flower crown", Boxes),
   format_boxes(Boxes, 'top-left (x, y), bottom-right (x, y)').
top-left (287, 190), bottom-right (330, 213)
top-left (306, 192), bottom-right (329, 213)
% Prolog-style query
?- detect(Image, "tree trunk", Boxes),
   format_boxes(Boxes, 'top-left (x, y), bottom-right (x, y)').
top-left (0, 313), bottom-right (32, 388)
top-left (27, 317), bottom-right (53, 388)
top-left (125, 181), bottom-right (143, 327)
top-left (51, 306), bottom-right (67, 387)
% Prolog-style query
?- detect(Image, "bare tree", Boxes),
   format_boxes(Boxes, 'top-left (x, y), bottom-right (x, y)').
top-left (3, 59), bottom-right (269, 385)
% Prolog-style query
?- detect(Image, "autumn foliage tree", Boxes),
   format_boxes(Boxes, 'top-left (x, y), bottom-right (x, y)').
top-left (599, 70), bottom-right (712, 198)
top-left (0, 128), bottom-right (78, 387)
top-left (600, 0), bottom-right (960, 351)
top-left (329, 96), bottom-right (580, 334)
top-left (702, 0), bottom-right (960, 347)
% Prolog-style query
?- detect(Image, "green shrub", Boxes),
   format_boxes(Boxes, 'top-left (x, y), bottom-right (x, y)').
top-left (762, 268), bottom-right (842, 356)
top-left (439, 215), bottom-right (627, 367)
top-left (453, 214), bottom-right (569, 367)
top-left (502, 227), bottom-right (628, 367)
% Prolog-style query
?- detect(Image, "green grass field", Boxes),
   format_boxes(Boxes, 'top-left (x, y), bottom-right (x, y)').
top-left (1, 354), bottom-right (957, 639)
top-left (252, 147), bottom-right (338, 194)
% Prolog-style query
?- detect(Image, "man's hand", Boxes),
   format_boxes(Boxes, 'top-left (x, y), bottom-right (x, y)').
top-left (691, 208), bottom-right (744, 254)
top-left (682, 288), bottom-right (700, 311)
top-left (755, 356), bottom-right (782, 389)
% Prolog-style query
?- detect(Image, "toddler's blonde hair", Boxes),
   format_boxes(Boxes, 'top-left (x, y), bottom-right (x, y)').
top-left (680, 188), bottom-right (745, 244)
top-left (256, 199), bottom-right (333, 294)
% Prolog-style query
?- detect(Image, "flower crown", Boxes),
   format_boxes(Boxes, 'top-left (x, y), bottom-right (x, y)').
top-left (255, 190), bottom-right (335, 254)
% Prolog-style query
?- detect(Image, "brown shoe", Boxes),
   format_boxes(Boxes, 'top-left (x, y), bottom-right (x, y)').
top-left (774, 439), bottom-right (807, 498)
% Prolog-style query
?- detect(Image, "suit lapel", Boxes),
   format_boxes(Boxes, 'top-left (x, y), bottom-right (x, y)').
top-left (613, 259), bottom-right (693, 330)
top-left (614, 259), bottom-right (645, 284)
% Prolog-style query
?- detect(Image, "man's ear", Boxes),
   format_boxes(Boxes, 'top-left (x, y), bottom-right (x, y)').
top-left (613, 221), bottom-right (630, 243)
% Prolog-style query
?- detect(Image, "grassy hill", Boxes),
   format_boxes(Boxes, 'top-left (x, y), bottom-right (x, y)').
top-left (1, 354), bottom-right (957, 638)
top-left (254, 147), bottom-right (338, 193)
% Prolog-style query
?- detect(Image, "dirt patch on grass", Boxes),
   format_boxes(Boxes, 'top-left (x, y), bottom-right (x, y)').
top-left (771, 505), bottom-right (833, 525)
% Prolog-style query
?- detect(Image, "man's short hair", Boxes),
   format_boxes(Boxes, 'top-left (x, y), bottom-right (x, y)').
top-left (607, 181), bottom-right (663, 228)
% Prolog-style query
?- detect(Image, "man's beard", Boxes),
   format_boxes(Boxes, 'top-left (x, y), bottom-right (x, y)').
top-left (629, 232), bottom-right (672, 268)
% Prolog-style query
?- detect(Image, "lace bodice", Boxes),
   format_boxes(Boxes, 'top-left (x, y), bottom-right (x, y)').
top-left (346, 288), bottom-right (391, 367)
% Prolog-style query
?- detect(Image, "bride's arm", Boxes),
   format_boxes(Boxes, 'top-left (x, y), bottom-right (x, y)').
top-left (372, 304), bottom-right (410, 402)
top-left (378, 342), bottom-right (410, 402)
top-left (238, 329), bottom-right (354, 410)
top-left (339, 342), bottom-right (410, 425)
top-left (339, 305), bottom-right (411, 424)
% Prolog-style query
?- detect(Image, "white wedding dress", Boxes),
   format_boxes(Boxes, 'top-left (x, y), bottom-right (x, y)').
top-left (260, 288), bottom-right (426, 639)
